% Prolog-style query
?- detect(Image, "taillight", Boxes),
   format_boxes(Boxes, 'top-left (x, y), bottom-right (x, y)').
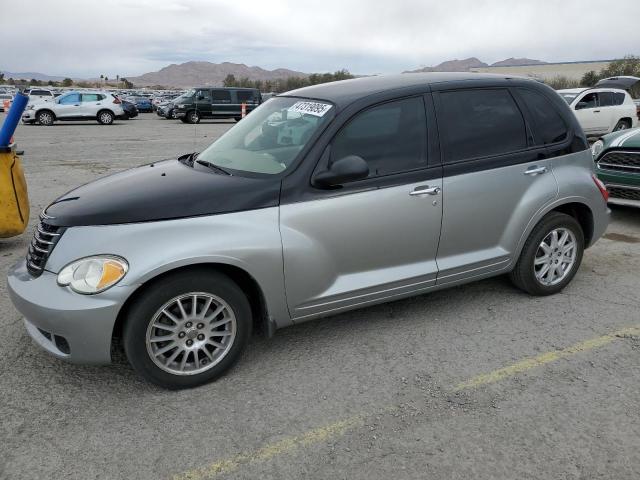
top-left (592, 174), bottom-right (609, 202)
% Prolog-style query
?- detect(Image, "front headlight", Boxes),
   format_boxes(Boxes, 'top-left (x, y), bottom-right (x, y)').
top-left (177, 104), bottom-right (186, 108)
top-left (57, 255), bottom-right (128, 294)
top-left (591, 140), bottom-right (604, 159)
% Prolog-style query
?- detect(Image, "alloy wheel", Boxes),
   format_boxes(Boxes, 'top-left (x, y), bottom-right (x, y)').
top-left (145, 292), bottom-right (237, 375)
top-left (533, 228), bottom-right (577, 286)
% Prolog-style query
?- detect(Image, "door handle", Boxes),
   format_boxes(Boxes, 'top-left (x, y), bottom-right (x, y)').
top-left (410, 185), bottom-right (441, 196)
top-left (593, 110), bottom-right (600, 113)
top-left (524, 165), bottom-right (547, 176)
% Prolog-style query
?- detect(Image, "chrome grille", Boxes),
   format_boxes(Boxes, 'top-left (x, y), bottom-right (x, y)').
top-left (26, 215), bottom-right (65, 277)
top-left (606, 184), bottom-right (640, 202)
top-left (597, 151), bottom-right (640, 173)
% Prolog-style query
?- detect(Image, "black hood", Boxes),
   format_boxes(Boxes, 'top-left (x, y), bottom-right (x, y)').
top-left (44, 159), bottom-right (281, 227)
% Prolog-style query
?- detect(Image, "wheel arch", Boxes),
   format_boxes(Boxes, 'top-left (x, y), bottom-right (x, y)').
top-left (97, 108), bottom-right (115, 118)
top-left (512, 198), bottom-right (596, 269)
top-left (111, 262), bottom-right (272, 359)
top-left (35, 108), bottom-right (56, 120)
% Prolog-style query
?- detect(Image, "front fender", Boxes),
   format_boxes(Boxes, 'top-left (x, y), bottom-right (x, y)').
top-left (45, 208), bottom-right (292, 327)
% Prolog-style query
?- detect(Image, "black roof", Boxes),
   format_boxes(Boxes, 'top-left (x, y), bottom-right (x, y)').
top-left (281, 72), bottom-right (537, 109)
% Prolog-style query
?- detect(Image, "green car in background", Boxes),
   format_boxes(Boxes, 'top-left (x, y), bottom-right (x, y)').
top-left (592, 127), bottom-right (640, 207)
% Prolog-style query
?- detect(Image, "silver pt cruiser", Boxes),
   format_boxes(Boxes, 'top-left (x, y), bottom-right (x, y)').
top-left (8, 73), bottom-right (610, 389)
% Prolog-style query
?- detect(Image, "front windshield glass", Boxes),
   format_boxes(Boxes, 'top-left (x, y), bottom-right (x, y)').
top-left (197, 97), bottom-right (334, 175)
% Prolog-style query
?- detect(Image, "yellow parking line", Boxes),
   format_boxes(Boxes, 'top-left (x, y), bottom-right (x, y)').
top-left (453, 325), bottom-right (640, 391)
top-left (172, 325), bottom-right (639, 480)
top-left (172, 415), bottom-right (364, 480)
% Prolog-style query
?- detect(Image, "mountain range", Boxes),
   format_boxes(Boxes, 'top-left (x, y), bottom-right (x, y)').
top-left (2, 57), bottom-right (548, 87)
top-left (127, 61), bottom-right (308, 88)
top-left (404, 57), bottom-right (547, 73)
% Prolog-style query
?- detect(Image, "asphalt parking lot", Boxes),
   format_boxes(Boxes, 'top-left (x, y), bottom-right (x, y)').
top-left (1, 113), bottom-right (639, 480)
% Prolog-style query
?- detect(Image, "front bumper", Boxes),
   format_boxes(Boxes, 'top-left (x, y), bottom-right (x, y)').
top-left (173, 110), bottom-right (186, 118)
top-left (21, 110), bottom-right (36, 123)
top-left (7, 259), bottom-right (135, 364)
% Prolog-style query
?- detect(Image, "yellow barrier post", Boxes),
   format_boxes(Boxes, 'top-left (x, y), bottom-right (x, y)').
top-left (0, 143), bottom-right (30, 237)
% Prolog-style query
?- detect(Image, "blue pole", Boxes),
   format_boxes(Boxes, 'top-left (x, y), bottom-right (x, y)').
top-left (0, 92), bottom-right (29, 147)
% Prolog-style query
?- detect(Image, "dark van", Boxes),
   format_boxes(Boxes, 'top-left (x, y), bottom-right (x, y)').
top-left (173, 87), bottom-right (262, 123)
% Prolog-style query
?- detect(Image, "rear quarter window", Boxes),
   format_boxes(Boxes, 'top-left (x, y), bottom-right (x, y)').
top-left (517, 88), bottom-right (568, 145)
top-left (437, 89), bottom-right (527, 163)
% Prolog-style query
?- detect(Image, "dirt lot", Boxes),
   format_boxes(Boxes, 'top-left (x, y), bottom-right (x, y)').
top-left (1, 114), bottom-right (639, 480)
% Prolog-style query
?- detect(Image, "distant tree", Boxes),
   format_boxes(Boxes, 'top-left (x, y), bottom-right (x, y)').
top-left (580, 70), bottom-right (600, 87)
top-left (7, 77), bottom-right (15, 85)
top-left (62, 78), bottom-right (73, 87)
top-left (223, 74), bottom-right (237, 87)
top-left (0, 73), bottom-right (4, 84)
top-left (121, 78), bottom-right (133, 89)
top-left (30, 78), bottom-right (42, 86)
top-left (104, 76), bottom-right (109, 82)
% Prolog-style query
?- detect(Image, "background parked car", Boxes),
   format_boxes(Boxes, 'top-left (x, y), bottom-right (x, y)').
top-left (592, 127), bottom-right (640, 207)
top-left (173, 87), bottom-right (262, 123)
top-left (121, 99), bottom-right (139, 119)
top-left (26, 88), bottom-right (55, 103)
top-left (156, 101), bottom-right (175, 119)
top-left (557, 87), bottom-right (638, 135)
top-left (22, 91), bottom-right (125, 125)
top-left (0, 93), bottom-right (13, 112)
top-left (126, 96), bottom-right (153, 113)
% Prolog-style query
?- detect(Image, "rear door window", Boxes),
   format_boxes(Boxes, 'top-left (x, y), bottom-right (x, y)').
top-left (437, 89), bottom-right (527, 163)
top-left (598, 92), bottom-right (615, 107)
top-left (331, 96), bottom-right (428, 177)
top-left (516, 88), bottom-right (568, 145)
top-left (212, 90), bottom-right (232, 104)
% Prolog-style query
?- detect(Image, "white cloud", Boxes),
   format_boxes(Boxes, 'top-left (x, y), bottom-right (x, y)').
top-left (1, 0), bottom-right (639, 77)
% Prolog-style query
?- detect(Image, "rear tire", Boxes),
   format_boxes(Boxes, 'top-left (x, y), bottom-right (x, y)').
top-left (37, 110), bottom-right (55, 126)
top-left (97, 110), bottom-right (114, 125)
top-left (613, 119), bottom-right (631, 132)
top-left (509, 212), bottom-right (584, 296)
top-left (123, 270), bottom-right (252, 389)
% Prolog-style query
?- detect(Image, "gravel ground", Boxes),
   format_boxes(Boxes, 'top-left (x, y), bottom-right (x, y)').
top-left (1, 114), bottom-right (639, 480)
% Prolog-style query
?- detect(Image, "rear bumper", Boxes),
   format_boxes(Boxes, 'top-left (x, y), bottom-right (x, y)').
top-left (7, 259), bottom-right (135, 364)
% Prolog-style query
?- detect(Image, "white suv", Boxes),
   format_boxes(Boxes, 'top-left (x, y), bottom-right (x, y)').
top-left (22, 91), bottom-right (125, 126)
top-left (558, 87), bottom-right (638, 136)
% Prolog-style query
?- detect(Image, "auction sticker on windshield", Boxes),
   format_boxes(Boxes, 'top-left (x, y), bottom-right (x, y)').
top-left (288, 101), bottom-right (332, 117)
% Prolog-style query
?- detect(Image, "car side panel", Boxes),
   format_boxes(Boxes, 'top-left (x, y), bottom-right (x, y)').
top-left (436, 157), bottom-right (558, 285)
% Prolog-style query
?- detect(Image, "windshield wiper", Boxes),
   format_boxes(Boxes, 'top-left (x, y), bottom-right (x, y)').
top-left (196, 159), bottom-right (232, 176)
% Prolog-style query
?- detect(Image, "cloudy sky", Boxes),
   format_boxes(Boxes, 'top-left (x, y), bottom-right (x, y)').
top-left (2, 0), bottom-right (639, 78)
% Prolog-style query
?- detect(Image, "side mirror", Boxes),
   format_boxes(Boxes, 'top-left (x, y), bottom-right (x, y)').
top-left (313, 155), bottom-right (369, 188)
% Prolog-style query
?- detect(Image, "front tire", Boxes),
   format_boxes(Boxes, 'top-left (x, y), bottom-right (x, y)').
top-left (97, 110), bottom-right (114, 125)
top-left (123, 270), bottom-right (252, 389)
top-left (509, 212), bottom-right (584, 296)
top-left (187, 110), bottom-right (200, 124)
top-left (37, 110), bottom-right (55, 126)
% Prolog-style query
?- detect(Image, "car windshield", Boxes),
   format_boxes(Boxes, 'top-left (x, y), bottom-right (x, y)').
top-left (559, 93), bottom-right (579, 104)
top-left (196, 97), bottom-right (334, 175)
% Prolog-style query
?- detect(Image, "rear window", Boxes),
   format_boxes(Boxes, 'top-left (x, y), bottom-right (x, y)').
top-left (437, 89), bottom-right (527, 163)
top-left (517, 88), bottom-right (568, 145)
top-left (599, 92), bottom-right (615, 107)
top-left (212, 90), bottom-right (232, 103)
top-left (30, 90), bottom-right (52, 96)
